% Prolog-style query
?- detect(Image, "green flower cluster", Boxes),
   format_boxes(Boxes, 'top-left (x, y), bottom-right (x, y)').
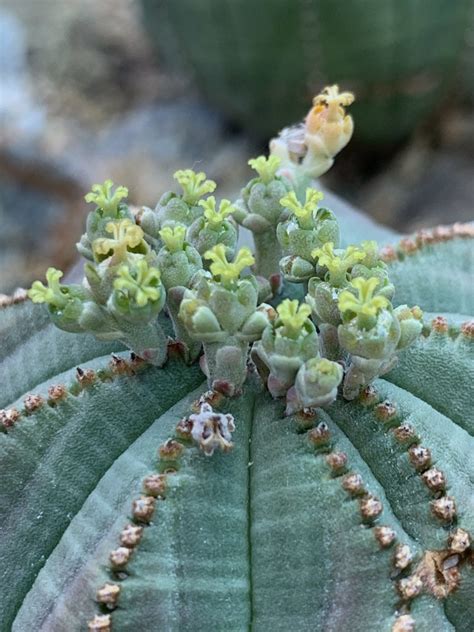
top-left (28, 87), bottom-right (423, 410)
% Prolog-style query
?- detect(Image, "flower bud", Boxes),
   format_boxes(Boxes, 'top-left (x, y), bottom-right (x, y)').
top-left (394, 305), bottom-right (423, 349)
top-left (286, 358), bottom-right (343, 414)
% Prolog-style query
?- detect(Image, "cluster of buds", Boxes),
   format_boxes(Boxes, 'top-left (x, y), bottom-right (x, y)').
top-left (338, 277), bottom-right (423, 399)
top-left (277, 188), bottom-right (339, 282)
top-left (252, 299), bottom-right (319, 398)
top-left (29, 86), bottom-right (425, 426)
top-left (179, 245), bottom-right (273, 395)
top-left (29, 182), bottom-right (168, 365)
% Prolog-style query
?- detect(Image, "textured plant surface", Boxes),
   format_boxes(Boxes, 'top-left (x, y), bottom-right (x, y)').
top-left (142, 0), bottom-right (472, 141)
top-left (1, 88), bottom-right (473, 632)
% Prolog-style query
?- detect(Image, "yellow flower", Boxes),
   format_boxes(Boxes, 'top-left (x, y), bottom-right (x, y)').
top-left (114, 260), bottom-right (161, 307)
top-left (84, 180), bottom-right (128, 215)
top-left (312, 242), bottom-right (366, 285)
top-left (28, 267), bottom-right (66, 306)
top-left (159, 225), bottom-right (186, 252)
top-left (338, 277), bottom-right (389, 319)
top-left (204, 245), bottom-right (255, 284)
top-left (248, 155), bottom-right (281, 184)
top-left (173, 169), bottom-right (216, 205)
top-left (199, 196), bottom-right (234, 229)
top-left (93, 219), bottom-right (144, 260)
top-left (276, 299), bottom-right (311, 337)
top-left (280, 188), bottom-right (324, 227)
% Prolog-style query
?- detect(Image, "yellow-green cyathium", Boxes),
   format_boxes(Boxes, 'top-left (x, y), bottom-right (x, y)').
top-left (179, 245), bottom-right (273, 395)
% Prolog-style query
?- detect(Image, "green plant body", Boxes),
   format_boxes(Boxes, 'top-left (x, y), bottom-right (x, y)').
top-left (1, 87), bottom-right (473, 632)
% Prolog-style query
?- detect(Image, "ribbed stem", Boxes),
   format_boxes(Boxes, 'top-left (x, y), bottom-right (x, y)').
top-left (253, 231), bottom-right (282, 280)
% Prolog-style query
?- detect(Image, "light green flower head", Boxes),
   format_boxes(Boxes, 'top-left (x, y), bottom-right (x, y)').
top-left (84, 180), bottom-right (129, 217)
top-left (338, 277), bottom-right (390, 329)
top-left (28, 268), bottom-right (88, 333)
top-left (92, 219), bottom-right (147, 263)
top-left (110, 259), bottom-right (165, 322)
top-left (248, 155), bottom-right (281, 185)
top-left (174, 169), bottom-right (216, 206)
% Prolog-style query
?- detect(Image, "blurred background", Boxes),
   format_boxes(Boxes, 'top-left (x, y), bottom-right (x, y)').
top-left (0, 0), bottom-right (473, 293)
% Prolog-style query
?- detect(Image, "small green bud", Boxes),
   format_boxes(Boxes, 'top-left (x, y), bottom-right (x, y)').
top-left (286, 358), bottom-right (343, 414)
top-left (394, 305), bottom-right (423, 349)
top-left (84, 180), bottom-right (128, 216)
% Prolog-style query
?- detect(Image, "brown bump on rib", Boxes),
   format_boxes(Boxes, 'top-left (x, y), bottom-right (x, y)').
top-left (88, 614), bottom-right (111, 631)
top-left (47, 384), bottom-right (67, 403)
top-left (142, 473), bottom-right (167, 498)
top-left (158, 439), bottom-right (184, 461)
top-left (0, 408), bottom-right (21, 429)
top-left (421, 468), bottom-right (446, 493)
top-left (448, 528), bottom-right (471, 553)
top-left (76, 366), bottom-right (96, 386)
top-left (433, 225), bottom-right (455, 241)
top-left (399, 238), bottom-right (417, 254)
top-left (398, 575), bottom-right (423, 600)
top-left (96, 583), bottom-right (121, 608)
top-left (394, 544), bottom-right (413, 570)
top-left (392, 614), bottom-right (415, 632)
top-left (358, 384), bottom-right (379, 406)
top-left (375, 400), bottom-right (397, 423)
top-left (325, 451), bottom-right (347, 475)
top-left (431, 496), bottom-right (456, 522)
top-left (415, 228), bottom-right (435, 246)
top-left (192, 389), bottom-right (224, 413)
top-left (132, 495), bottom-right (156, 524)
top-left (109, 546), bottom-right (132, 569)
top-left (296, 407), bottom-right (317, 430)
top-left (452, 221), bottom-right (474, 238)
top-left (341, 473), bottom-right (365, 496)
top-left (417, 550), bottom-right (461, 598)
top-left (175, 416), bottom-right (193, 441)
top-left (379, 245), bottom-right (397, 262)
top-left (359, 494), bottom-right (383, 522)
top-left (0, 288), bottom-right (28, 307)
top-left (307, 421), bottom-right (331, 447)
top-left (392, 423), bottom-right (418, 445)
top-left (408, 445), bottom-right (432, 472)
top-left (24, 394), bottom-right (44, 413)
top-left (374, 526), bottom-right (397, 548)
top-left (119, 524), bottom-right (143, 548)
top-left (109, 354), bottom-right (130, 375)
top-left (431, 316), bottom-right (448, 333)
top-left (129, 352), bottom-right (146, 370)
top-left (460, 320), bottom-right (474, 338)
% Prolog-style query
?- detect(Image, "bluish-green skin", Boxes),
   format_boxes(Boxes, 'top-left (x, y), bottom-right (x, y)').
top-left (1, 222), bottom-right (473, 630)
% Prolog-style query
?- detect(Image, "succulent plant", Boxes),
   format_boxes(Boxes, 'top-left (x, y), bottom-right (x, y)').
top-left (1, 87), bottom-right (473, 632)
